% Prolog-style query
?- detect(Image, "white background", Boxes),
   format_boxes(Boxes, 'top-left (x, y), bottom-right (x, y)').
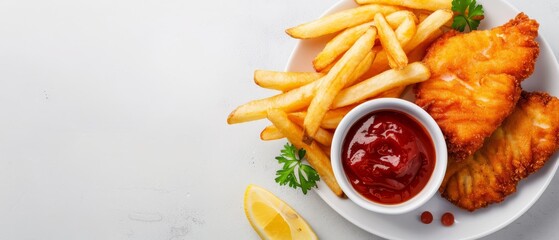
top-left (1, 0), bottom-right (558, 239)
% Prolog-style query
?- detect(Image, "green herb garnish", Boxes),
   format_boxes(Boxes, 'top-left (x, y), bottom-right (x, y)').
top-left (451, 0), bottom-right (485, 32)
top-left (275, 143), bottom-right (320, 194)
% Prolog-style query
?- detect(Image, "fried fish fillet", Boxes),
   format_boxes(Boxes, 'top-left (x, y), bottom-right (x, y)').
top-left (440, 91), bottom-right (559, 211)
top-left (415, 13), bottom-right (540, 160)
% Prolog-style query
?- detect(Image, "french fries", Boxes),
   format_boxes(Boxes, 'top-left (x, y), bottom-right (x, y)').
top-left (332, 62), bottom-right (431, 108)
top-left (289, 104), bottom-right (357, 130)
top-left (318, 105), bottom-right (356, 129)
top-left (355, 0), bottom-right (452, 12)
top-left (266, 109), bottom-right (343, 196)
top-left (286, 4), bottom-right (401, 39)
top-left (312, 10), bottom-right (416, 72)
top-left (261, 125), bottom-right (333, 146)
top-left (359, 9), bottom-right (452, 79)
top-left (375, 13), bottom-right (408, 69)
top-left (254, 70), bottom-right (324, 92)
top-left (228, 2), bottom-right (456, 197)
top-left (289, 113), bottom-right (333, 146)
top-left (261, 114), bottom-right (334, 147)
top-left (227, 48), bottom-right (374, 124)
top-left (303, 27), bottom-right (377, 144)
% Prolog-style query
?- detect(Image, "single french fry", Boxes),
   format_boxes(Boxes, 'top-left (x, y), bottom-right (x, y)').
top-left (375, 13), bottom-right (407, 70)
top-left (386, 53), bottom-right (398, 70)
top-left (385, 10), bottom-right (419, 28)
top-left (320, 144), bottom-right (331, 158)
top-left (332, 62), bottom-right (431, 108)
top-left (266, 109), bottom-right (343, 197)
top-left (320, 47), bottom-right (375, 75)
top-left (313, 23), bottom-right (371, 71)
top-left (348, 50), bottom-right (376, 86)
top-left (403, 9), bottom-right (453, 52)
top-left (394, 12), bottom-right (417, 46)
top-left (414, 9), bottom-right (453, 28)
top-left (254, 70), bottom-right (324, 92)
top-left (355, 0), bottom-right (452, 12)
top-left (286, 4), bottom-right (401, 39)
top-left (260, 125), bottom-right (284, 140)
top-left (375, 86), bottom-right (407, 98)
top-left (408, 29), bottom-right (443, 61)
top-left (303, 28), bottom-right (377, 144)
top-left (415, 10), bottom-right (431, 23)
top-left (320, 60), bottom-right (336, 74)
top-left (360, 47), bottom-right (390, 79)
top-left (227, 82), bottom-right (317, 124)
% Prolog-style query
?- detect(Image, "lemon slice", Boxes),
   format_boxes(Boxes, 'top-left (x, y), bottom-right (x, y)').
top-left (244, 184), bottom-right (318, 240)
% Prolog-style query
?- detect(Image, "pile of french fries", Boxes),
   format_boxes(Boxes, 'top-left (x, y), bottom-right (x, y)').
top-left (228, 0), bottom-right (454, 197)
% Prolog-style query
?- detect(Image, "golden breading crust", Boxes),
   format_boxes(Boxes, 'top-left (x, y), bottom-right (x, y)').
top-left (415, 13), bottom-right (540, 160)
top-left (439, 91), bottom-right (559, 211)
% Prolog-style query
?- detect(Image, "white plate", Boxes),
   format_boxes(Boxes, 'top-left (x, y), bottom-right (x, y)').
top-left (286, 0), bottom-right (559, 239)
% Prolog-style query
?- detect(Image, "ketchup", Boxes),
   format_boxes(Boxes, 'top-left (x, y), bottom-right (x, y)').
top-left (420, 211), bottom-right (433, 224)
top-left (441, 212), bottom-right (454, 226)
top-left (342, 110), bottom-right (435, 204)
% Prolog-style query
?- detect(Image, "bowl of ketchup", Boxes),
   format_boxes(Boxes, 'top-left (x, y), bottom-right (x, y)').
top-left (331, 98), bottom-right (447, 214)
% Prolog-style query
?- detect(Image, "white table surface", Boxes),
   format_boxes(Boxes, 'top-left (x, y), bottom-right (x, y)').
top-left (1, 0), bottom-right (558, 239)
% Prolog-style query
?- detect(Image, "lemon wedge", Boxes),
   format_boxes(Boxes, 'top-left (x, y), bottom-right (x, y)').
top-left (244, 184), bottom-right (318, 240)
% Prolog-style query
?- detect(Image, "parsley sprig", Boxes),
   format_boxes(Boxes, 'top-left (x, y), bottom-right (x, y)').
top-left (451, 0), bottom-right (484, 32)
top-left (275, 143), bottom-right (320, 194)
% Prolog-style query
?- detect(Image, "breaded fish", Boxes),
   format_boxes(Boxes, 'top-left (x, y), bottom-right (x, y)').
top-left (440, 91), bottom-right (559, 211)
top-left (415, 13), bottom-right (539, 160)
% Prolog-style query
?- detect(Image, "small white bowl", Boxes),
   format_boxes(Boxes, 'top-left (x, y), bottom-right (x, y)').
top-left (331, 98), bottom-right (447, 214)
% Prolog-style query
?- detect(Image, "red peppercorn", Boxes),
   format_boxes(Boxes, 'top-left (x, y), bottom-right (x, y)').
top-left (441, 212), bottom-right (454, 226)
top-left (420, 211), bottom-right (433, 224)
